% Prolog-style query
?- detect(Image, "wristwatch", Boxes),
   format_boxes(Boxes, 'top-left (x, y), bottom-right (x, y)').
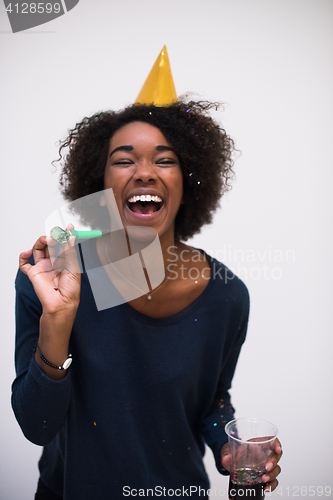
top-left (36, 345), bottom-right (73, 370)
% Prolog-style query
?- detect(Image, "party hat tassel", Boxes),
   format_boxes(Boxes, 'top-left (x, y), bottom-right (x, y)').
top-left (135, 46), bottom-right (177, 106)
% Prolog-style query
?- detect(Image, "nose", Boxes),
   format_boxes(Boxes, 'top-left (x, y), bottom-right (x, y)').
top-left (133, 160), bottom-right (157, 183)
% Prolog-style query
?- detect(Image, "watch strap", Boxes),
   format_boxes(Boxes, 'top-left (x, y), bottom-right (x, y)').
top-left (36, 345), bottom-right (72, 370)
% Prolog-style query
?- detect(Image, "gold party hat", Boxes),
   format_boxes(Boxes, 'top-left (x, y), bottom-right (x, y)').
top-left (135, 46), bottom-right (177, 106)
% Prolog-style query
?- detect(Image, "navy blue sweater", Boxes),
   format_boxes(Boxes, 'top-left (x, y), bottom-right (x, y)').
top-left (12, 251), bottom-right (249, 499)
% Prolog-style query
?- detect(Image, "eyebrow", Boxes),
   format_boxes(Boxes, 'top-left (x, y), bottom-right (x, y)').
top-left (110, 145), bottom-right (133, 157)
top-left (109, 145), bottom-right (176, 157)
top-left (156, 146), bottom-right (176, 153)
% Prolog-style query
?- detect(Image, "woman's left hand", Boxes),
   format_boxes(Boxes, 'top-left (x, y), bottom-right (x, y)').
top-left (220, 438), bottom-right (283, 492)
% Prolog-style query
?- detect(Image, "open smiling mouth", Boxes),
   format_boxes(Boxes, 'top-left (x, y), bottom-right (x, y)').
top-left (127, 195), bottom-right (163, 215)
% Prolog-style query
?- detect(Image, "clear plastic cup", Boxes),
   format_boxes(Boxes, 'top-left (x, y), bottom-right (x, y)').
top-left (225, 418), bottom-right (278, 500)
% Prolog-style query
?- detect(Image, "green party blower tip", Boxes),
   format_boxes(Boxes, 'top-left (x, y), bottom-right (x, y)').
top-left (50, 226), bottom-right (102, 243)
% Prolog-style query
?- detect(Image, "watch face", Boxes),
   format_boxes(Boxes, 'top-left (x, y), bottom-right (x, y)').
top-left (63, 357), bottom-right (73, 370)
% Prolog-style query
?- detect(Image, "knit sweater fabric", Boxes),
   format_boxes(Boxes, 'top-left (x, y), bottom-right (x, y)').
top-left (12, 248), bottom-right (249, 500)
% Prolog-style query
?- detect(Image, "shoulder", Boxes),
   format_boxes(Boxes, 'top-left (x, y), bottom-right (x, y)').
top-left (173, 244), bottom-right (249, 310)
top-left (205, 253), bottom-right (250, 308)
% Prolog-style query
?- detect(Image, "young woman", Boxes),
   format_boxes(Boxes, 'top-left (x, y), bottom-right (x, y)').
top-left (13, 101), bottom-right (282, 499)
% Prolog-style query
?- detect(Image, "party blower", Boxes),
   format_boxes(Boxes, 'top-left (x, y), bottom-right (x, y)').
top-left (50, 226), bottom-right (102, 243)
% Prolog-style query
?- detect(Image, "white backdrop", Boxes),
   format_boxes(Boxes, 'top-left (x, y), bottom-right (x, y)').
top-left (1, 1), bottom-right (332, 499)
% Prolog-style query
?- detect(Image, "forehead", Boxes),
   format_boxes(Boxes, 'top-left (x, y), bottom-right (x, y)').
top-left (109, 121), bottom-right (172, 149)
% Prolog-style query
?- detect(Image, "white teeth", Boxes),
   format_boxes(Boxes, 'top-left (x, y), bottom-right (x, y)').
top-left (128, 195), bottom-right (162, 203)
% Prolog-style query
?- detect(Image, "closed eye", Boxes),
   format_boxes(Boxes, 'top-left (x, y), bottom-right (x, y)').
top-left (113, 160), bottom-right (133, 166)
top-left (156, 159), bottom-right (177, 166)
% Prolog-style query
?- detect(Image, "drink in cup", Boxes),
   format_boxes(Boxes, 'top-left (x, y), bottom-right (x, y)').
top-left (225, 418), bottom-right (278, 500)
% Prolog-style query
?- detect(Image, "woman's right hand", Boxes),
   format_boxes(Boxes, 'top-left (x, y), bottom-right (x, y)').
top-left (19, 224), bottom-right (81, 315)
top-left (19, 225), bottom-right (81, 379)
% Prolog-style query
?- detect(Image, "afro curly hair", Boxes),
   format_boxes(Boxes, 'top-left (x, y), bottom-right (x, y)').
top-left (58, 99), bottom-right (235, 241)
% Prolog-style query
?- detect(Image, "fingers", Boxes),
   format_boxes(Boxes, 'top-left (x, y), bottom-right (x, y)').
top-left (62, 225), bottom-right (79, 274)
top-left (22, 225), bottom-right (79, 276)
top-left (63, 235), bottom-right (81, 274)
top-left (19, 249), bottom-right (33, 275)
top-left (32, 235), bottom-right (49, 265)
top-left (265, 438), bottom-right (283, 473)
top-left (47, 224), bottom-right (80, 275)
top-left (221, 453), bottom-right (232, 471)
top-left (262, 440), bottom-right (282, 491)
top-left (262, 463), bottom-right (281, 484)
top-left (264, 477), bottom-right (279, 493)
top-left (272, 438), bottom-right (283, 456)
top-left (47, 236), bottom-right (58, 268)
top-left (51, 235), bottom-right (81, 275)
top-left (220, 443), bottom-right (232, 472)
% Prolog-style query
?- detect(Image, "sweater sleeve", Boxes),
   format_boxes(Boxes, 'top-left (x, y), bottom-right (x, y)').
top-left (201, 284), bottom-right (250, 475)
top-left (11, 266), bottom-right (72, 446)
